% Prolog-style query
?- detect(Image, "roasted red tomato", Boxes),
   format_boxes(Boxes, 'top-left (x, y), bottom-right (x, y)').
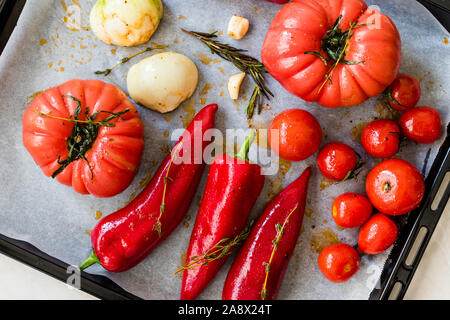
top-left (261, 0), bottom-right (401, 108)
top-left (361, 119), bottom-right (400, 158)
top-left (318, 243), bottom-right (360, 283)
top-left (332, 193), bottom-right (372, 228)
top-left (265, 0), bottom-right (290, 3)
top-left (317, 142), bottom-right (359, 181)
top-left (399, 106), bottom-right (441, 144)
top-left (366, 159), bottom-right (424, 215)
top-left (386, 74), bottom-right (421, 111)
top-left (23, 79), bottom-right (145, 197)
top-left (269, 109), bottom-right (322, 161)
top-left (358, 213), bottom-right (398, 254)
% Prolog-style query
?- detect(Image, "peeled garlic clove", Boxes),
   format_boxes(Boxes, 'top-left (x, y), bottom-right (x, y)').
top-left (227, 72), bottom-right (246, 100)
top-left (227, 15), bottom-right (249, 40)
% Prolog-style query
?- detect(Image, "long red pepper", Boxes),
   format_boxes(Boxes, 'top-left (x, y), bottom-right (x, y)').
top-left (179, 131), bottom-right (265, 300)
top-left (222, 167), bottom-right (311, 300)
top-left (79, 104), bottom-right (218, 272)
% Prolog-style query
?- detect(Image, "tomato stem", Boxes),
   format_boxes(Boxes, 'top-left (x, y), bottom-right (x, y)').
top-left (341, 153), bottom-right (365, 182)
top-left (383, 88), bottom-right (410, 110)
top-left (383, 181), bottom-right (392, 193)
top-left (304, 15), bottom-right (368, 93)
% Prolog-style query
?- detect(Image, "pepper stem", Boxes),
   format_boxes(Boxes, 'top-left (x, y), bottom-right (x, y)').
top-left (79, 251), bottom-right (100, 271)
top-left (234, 130), bottom-right (256, 162)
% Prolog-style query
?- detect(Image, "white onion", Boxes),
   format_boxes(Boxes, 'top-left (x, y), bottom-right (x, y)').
top-left (90, 0), bottom-right (163, 47)
top-left (127, 52), bottom-right (199, 113)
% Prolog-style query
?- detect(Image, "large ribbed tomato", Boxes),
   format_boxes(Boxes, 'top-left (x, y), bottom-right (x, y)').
top-left (23, 79), bottom-right (145, 197)
top-left (261, 0), bottom-right (402, 108)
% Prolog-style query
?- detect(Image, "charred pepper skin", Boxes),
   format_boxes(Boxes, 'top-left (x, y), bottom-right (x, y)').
top-left (180, 132), bottom-right (265, 300)
top-left (222, 167), bottom-right (311, 300)
top-left (80, 104), bottom-right (218, 272)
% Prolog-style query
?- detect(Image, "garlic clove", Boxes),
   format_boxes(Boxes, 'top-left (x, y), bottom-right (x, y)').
top-left (227, 72), bottom-right (246, 100)
top-left (227, 15), bottom-right (249, 40)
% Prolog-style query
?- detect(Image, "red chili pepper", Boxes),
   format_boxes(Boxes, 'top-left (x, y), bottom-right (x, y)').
top-left (179, 131), bottom-right (265, 300)
top-left (222, 167), bottom-right (311, 300)
top-left (79, 104), bottom-right (218, 272)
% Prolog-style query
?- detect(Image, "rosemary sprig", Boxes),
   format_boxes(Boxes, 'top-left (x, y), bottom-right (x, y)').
top-left (36, 109), bottom-right (128, 127)
top-left (36, 95), bottom-right (129, 180)
top-left (246, 85), bottom-right (262, 118)
top-left (318, 21), bottom-right (364, 92)
top-left (261, 205), bottom-right (298, 300)
top-left (181, 29), bottom-right (273, 119)
top-left (174, 221), bottom-right (253, 275)
top-left (95, 44), bottom-right (167, 76)
top-left (152, 142), bottom-right (182, 237)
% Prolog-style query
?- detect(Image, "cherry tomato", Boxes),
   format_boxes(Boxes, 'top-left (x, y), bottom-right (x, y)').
top-left (387, 74), bottom-right (421, 111)
top-left (269, 109), bottom-right (322, 161)
top-left (318, 243), bottom-right (360, 283)
top-left (366, 159), bottom-right (425, 215)
top-left (317, 142), bottom-right (358, 182)
top-left (398, 106), bottom-right (441, 144)
top-left (332, 193), bottom-right (372, 228)
top-left (358, 213), bottom-right (398, 254)
top-left (361, 120), bottom-right (400, 158)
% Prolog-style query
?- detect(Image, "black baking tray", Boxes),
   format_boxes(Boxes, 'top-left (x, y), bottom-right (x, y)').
top-left (0, 0), bottom-right (449, 300)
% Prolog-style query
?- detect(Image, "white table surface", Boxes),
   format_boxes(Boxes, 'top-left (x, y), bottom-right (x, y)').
top-left (0, 200), bottom-right (448, 300)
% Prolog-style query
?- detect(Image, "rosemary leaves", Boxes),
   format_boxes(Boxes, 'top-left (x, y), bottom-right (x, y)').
top-left (36, 95), bottom-right (129, 180)
top-left (261, 205), bottom-right (297, 300)
top-left (95, 44), bottom-right (167, 76)
top-left (182, 29), bottom-right (273, 119)
top-left (152, 143), bottom-right (182, 237)
top-left (174, 222), bottom-right (253, 274)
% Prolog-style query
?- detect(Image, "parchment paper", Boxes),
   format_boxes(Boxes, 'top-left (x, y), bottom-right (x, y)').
top-left (0, 0), bottom-right (448, 299)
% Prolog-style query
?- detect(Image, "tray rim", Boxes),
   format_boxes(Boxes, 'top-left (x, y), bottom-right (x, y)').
top-left (0, 0), bottom-right (448, 301)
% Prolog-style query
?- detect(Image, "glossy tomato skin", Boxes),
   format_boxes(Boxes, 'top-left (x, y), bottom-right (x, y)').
top-left (366, 159), bottom-right (425, 215)
top-left (361, 120), bottom-right (400, 158)
top-left (387, 74), bottom-right (421, 111)
top-left (399, 106), bottom-right (441, 144)
top-left (358, 213), bottom-right (398, 254)
top-left (318, 243), bottom-right (360, 283)
top-left (261, 0), bottom-right (401, 108)
top-left (22, 79), bottom-right (145, 197)
top-left (317, 142), bottom-right (358, 181)
top-left (332, 193), bottom-right (372, 228)
top-left (269, 109), bottom-right (322, 161)
top-left (265, 0), bottom-right (290, 3)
